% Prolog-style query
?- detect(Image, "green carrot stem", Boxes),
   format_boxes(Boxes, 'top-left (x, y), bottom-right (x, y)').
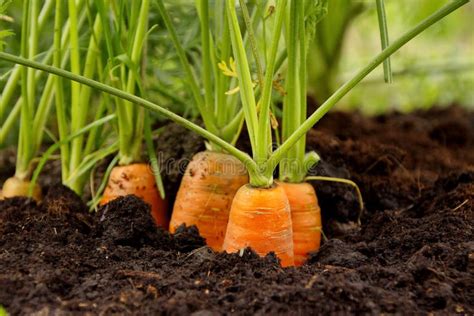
top-left (296, 0), bottom-right (307, 179)
top-left (26, 0), bottom-right (38, 117)
top-left (215, 0), bottom-right (232, 128)
top-left (16, 0), bottom-right (33, 179)
top-left (33, 8), bottom-right (87, 153)
top-left (280, 0), bottom-right (302, 182)
top-left (221, 108), bottom-right (245, 141)
top-left (83, 97), bottom-right (108, 158)
top-left (32, 76), bottom-right (54, 153)
top-left (0, 100), bottom-right (21, 144)
top-left (66, 142), bottom-right (119, 186)
top-left (88, 155), bottom-right (119, 211)
top-left (0, 52), bottom-right (258, 178)
top-left (144, 115), bottom-right (165, 199)
top-left (224, 4), bottom-right (262, 123)
top-left (67, 0), bottom-right (82, 175)
top-left (226, 0), bottom-right (259, 160)
top-left (198, 0), bottom-right (214, 115)
top-left (256, 0), bottom-right (287, 164)
top-left (118, 0), bottom-right (149, 164)
top-left (376, 0), bottom-right (392, 83)
top-left (239, 0), bottom-right (264, 87)
top-left (53, 0), bottom-right (68, 182)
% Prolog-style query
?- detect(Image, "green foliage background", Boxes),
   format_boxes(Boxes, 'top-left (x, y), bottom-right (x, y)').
top-left (320, 0), bottom-right (474, 114)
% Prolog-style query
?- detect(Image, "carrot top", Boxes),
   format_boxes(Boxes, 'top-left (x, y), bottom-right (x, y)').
top-left (0, 0), bottom-right (469, 190)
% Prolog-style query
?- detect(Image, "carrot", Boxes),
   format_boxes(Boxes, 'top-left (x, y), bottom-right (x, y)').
top-left (170, 151), bottom-right (248, 251)
top-left (1, 176), bottom-right (42, 201)
top-left (223, 183), bottom-right (294, 267)
top-left (278, 181), bottom-right (322, 266)
top-left (100, 163), bottom-right (168, 227)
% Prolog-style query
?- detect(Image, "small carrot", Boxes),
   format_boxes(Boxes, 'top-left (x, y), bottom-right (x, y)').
top-left (278, 181), bottom-right (322, 266)
top-left (1, 176), bottom-right (42, 201)
top-left (100, 163), bottom-right (168, 227)
top-left (170, 151), bottom-right (248, 251)
top-left (223, 183), bottom-right (294, 267)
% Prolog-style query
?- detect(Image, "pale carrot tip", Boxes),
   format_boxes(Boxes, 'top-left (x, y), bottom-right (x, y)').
top-left (2, 177), bottom-right (42, 201)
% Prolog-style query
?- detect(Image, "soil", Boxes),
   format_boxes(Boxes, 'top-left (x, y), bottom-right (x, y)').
top-left (1, 106), bottom-right (473, 315)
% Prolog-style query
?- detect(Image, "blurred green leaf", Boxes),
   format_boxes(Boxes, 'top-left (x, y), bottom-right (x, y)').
top-left (0, 0), bottom-right (13, 51)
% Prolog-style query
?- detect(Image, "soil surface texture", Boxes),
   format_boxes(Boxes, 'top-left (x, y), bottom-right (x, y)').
top-left (1, 106), bottom-right (473, 315)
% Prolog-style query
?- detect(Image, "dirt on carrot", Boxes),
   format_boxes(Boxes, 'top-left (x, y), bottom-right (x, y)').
top-left (0, 106), bottom-right (473, 314)
top-left (223, 183), bottom-right (295, 267)
top-left (170, 151), bottom-right (249, 251)
top-left (100, 163), bottom-right (168, 227)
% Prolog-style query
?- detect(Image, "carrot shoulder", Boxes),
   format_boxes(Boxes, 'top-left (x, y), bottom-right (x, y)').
top-left (100, 163), bottom-right (168, 227)
top-left (223, 183), bottom-right (294, 267)
top-left (170, 151), bottom-right (248, 251)
top-left (1, 176), bottom-right (42, 201)
top-left (279, 181), bottom-right (322, 266)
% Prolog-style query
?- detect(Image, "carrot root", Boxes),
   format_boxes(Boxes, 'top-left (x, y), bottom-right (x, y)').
top-left (1, 176), bottom-right (42, 201)
top-left (223, 183), bottom-right (295, 267)
top-left (170, 151), bottom-right (248, 251)
top-left (100, 163), bottom-right (168, 227)
top-left (279, 181), bottom-right (322, 266)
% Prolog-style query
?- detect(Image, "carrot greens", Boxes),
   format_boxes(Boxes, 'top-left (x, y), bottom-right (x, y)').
top-left (0, 0), bottom-right (469, 193)
top-left (376, 0), bottom-right (393, 83)
top-left (13, 0), bottom-right (50, 183)
top-left (156, 0), bottom-right (249, 151)
top-left (96, 0), bottom-right (150, 166)
top-left (0, 0), bottom-right (82, 144)
top-left (49, 0), bottom-right (109, 195)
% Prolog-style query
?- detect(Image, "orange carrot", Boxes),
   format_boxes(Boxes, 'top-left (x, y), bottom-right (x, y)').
top-left (1, 176), bottom-right (42, 201)
top-left (223, 183), bottom-right (294, 267)
top-left (279, 181), bottom-right (322, 266)
top-left (100, 163), bottom-right (168, 227)
top-left (170, 151), bottom-right (248, 251)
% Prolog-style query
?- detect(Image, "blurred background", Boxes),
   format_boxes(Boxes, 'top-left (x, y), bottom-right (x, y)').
top-left (309, 0), bottom-right (474, 114)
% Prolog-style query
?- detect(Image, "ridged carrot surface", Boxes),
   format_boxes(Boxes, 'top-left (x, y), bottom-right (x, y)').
top-left (223, 183), bottom-right (295, 267)
top-left (170, 151), bottom-right (248, 251)
top-left (100, 163), bottom-right (168, 227)
top-left (279, 181), bottom-right (322, 266)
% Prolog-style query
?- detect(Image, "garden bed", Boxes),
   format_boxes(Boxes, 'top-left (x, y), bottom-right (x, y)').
top-left (1, 106), bottom-right (473, 315)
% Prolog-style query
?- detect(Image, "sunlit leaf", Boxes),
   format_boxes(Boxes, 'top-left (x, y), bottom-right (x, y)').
top-left (218, 57), bottom-right (238, 77)
top-left (225, 85), bottom-right (240, 95)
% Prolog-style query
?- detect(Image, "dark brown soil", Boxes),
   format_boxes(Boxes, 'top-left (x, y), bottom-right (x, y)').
top-left (1, 106), bottom-right (473, 315)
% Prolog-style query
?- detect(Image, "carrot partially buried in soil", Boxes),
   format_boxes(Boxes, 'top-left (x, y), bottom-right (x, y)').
top-left (223, 183), bottom-right (295, 267)
top-left (170, 151), bottom-right (248, 251)
top-left (1, 177), bottom-right (42, 201)
top-left (278, 181), bottom-right (322, 266)
top-left (100, 163), bottom-right (168, 227)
